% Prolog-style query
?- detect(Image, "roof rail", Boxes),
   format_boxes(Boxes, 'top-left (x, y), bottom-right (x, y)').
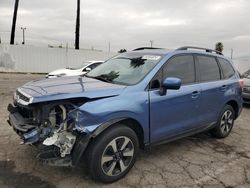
top-left (132, 47), bottom-right (164, 51)
top-left (176, 46), bottom-right (223, 55)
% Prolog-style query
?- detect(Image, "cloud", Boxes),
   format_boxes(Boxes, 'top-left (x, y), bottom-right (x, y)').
top-left (0, 0), bottom-right (250, 57)
top-left (208, 0), bottom-right (246, 12)
top-left (0, 8), bottom-right (12, 17)
top-left (146, 18), bottom-right (189, 27)
top-left (232, 35), bottom-right (250, 41)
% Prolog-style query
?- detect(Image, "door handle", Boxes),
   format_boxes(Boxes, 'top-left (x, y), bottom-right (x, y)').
top-left (191, 91), bottom-right (200, 99)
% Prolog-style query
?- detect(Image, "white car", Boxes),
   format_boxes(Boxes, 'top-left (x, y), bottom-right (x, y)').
top-left (46, 61), bottom-right (103, 78)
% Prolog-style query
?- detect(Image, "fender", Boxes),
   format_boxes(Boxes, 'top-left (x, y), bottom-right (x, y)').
top-left (71, 117), bottom-right (137, 166)
top-left (91, 117), bottom-right (126, 137)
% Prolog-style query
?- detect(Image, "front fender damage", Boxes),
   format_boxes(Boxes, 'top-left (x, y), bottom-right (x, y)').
top-left (7, 101), bottom-right (95, 167)
top-left (7, 94), bottom-right (124, 167)
top-left (36, 108), bottom-right (96, 167)
top-left (39, 108), bottom-right (125, 167)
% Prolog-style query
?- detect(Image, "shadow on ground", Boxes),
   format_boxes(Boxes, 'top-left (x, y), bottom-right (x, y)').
top-left (0, 161), bottom-right (55, 188)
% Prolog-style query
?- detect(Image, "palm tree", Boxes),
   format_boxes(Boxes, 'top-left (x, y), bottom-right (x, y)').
top-left (118, 49), bottom-right (127, 53)
top-left (215, 42), bottom-right (224, 53)
top-left (10, 0), bottom-right (20, 45)
top-left (75, 0), bottom-right (80, 50)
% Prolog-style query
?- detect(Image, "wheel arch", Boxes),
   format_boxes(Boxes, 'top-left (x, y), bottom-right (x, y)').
top-left (226, 100), bottom-right (239, 119)
top-left (119, 118), bottom-right (145, 149)
top-left (92, 118), bottom-right (145, 149)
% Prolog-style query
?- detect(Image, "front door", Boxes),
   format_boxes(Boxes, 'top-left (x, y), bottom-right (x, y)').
top-left (149, 54), bottom-right (201, 143)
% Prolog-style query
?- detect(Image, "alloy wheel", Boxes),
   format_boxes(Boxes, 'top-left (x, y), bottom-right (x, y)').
top-left (101, 136), bottom-right (134, 177)
top-left (220, 110), bottom-right (234, 135)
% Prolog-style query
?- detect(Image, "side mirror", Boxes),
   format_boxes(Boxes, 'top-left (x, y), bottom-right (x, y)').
top-left (160, 77), bottom-right (181, 95)
top-left (85, 67), bottom-right (91, 72)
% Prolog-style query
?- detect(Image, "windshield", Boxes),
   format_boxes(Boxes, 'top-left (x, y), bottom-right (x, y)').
top-left (86, 54), bottom-right (163, 85)
top-left (243, 70), bottom-right (250, 79)
top-left (67, 62), bottom-right (89, 70)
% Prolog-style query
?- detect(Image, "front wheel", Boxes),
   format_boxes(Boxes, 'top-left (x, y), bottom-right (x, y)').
top-left (86, 124), bottom-right (139, 183)
top-left (211, 105), bottom-right (235, 138)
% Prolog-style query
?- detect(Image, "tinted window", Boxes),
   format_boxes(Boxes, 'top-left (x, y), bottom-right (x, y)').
top-left (163, 55), bottom-right (195, 85)
top-left (150, 69), bottom-right (162, 89)
top-left (218, 58), bottom-right (235, 79)
top-left (197, 55), bottom-right (220, 82)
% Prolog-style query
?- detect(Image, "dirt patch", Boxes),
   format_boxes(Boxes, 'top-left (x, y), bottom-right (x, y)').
top-left (0, 161), bottom-right (55, 188)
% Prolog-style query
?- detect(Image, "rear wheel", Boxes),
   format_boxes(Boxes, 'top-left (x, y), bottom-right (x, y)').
top-left (86, 124), bottom-right (139, 183)
top-left (211, 105), bottom-right (235, 138)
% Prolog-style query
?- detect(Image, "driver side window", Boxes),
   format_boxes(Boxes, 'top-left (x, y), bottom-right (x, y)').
top-left (149, 55), bottom-right (196, 89)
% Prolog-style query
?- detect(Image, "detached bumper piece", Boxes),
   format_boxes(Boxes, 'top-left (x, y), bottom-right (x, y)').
top-left (7, 104), bottom-right (39, 144)
top-left (36, 145), bottom-right (72, 167)
top-left (36, 133), bottom-right (91, 167)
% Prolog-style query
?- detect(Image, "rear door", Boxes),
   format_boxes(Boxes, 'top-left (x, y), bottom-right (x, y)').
top-left (217, 57), bottom-right (241, 107)
top-left (196, 55), bottom-right (223, 125)
top-left (149, 54), bottom-right (202, 143)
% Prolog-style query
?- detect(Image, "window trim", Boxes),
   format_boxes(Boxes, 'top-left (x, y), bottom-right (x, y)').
top-left (148, 53), bottom-right (197, 91)
top-left (194, 54), bottom-right (222, 83)
top-left (216, 57), bottom-right (235, 80)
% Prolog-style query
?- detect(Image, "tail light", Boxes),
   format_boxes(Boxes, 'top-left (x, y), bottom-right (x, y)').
top-left (239, 79), bottom-right (244, 88)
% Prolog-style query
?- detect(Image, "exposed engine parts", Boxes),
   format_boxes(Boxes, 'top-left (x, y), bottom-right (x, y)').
top-left (42, 104), bottom-right (77, 158)
top-left (7, 100), bottom-right (84, 161)
top-left (43, 131), bottom-right (76, 157)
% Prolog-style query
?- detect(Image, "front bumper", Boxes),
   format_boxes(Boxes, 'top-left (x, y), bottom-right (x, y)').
top-left (7, 103), bottom-right (91, 167)
top-left (7, 104), bottom-right (39, 144)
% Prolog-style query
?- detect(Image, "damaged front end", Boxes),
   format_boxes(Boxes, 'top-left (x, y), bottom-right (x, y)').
top-left (7, 95), bottom-right (91, 167)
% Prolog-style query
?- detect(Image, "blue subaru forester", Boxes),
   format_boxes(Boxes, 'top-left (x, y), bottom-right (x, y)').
top-left (8, 46), bottom-right (242, 182)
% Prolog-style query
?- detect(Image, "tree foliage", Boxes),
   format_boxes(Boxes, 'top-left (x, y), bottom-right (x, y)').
top-left (118, 49), bottom-right (127, 53)
top-left (215, 42), bottom-right (224, 52)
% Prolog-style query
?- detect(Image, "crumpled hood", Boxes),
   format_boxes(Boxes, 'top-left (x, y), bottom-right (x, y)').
top-left (17, 76), bottom-right (126, 104)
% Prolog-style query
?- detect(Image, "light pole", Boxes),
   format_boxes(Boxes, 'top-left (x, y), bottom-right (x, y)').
top-left (150, 40), bottom-right (154, 48)
top-left (10, 0), bottom-right (20, 44)
top-left (75, 0), bottom-right (80, 50)
top-left (20, 27), bottom-right (26, 45)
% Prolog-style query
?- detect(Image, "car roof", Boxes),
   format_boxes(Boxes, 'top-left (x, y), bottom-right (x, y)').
top-left (129, 46), bottom-right (225, 59)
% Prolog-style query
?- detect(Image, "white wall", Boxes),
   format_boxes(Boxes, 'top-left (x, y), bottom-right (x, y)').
top-left (0, 44), bottom-right (116, 73)
top-left (1, 44), bottom-right (249, 74)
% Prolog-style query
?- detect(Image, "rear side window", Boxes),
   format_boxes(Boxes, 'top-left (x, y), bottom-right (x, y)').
top-left (218, 58), bottom-right (235, 79)
top-left (163, 55), bottom-right (195, 85)
top-left (197, 55), bottom-right (221, 82)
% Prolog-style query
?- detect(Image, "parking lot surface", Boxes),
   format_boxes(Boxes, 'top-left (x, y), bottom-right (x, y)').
top-left (0, 73), bottom-right (250, 188)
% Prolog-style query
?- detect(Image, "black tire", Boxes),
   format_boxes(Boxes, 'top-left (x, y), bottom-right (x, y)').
top-left (86, 124), bottom-right (139, 183)
top-left (211, 105), bottom-right (235, 138)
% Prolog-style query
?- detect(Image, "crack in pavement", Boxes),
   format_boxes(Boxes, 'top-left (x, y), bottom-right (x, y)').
top-left (1, 73), bottom-right (250, 188)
